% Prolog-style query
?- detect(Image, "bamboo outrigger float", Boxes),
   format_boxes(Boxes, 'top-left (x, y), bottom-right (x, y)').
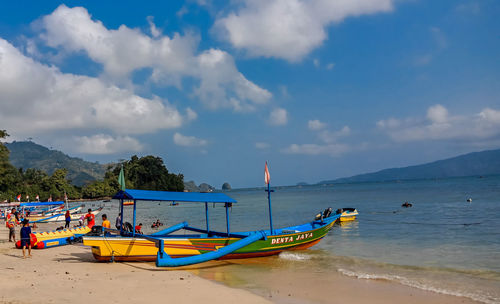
top-left (83, 189), bottom-right (343, 267)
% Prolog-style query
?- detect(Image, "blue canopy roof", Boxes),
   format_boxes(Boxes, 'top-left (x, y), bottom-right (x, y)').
top-left (113, 189), bottom-right (237, 204)
top-left (20, 201), bottom-right (64, 207)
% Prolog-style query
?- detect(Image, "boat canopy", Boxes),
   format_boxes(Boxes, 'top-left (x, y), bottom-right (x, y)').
top-left (113, 189), bottom-right (237, 204)
top-left (20, 201), bottom-right (64, 207)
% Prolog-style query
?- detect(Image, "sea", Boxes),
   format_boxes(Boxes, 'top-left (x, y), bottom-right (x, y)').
top-left (89, 175), bottom-right (500, 303)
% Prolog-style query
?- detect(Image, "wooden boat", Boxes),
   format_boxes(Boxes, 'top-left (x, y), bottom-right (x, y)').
top-left (83, 189), bottom-right (345, 267)
top-left (338, 208), bottom-right (359, 222)
top-left (28, 207), bottom-right (102, 223)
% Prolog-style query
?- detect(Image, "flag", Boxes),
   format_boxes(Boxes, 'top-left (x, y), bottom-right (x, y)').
top-left (26, 195), bottom-right (29, 200)
top-left (48, 195), bottom-right (52, 202)
top-left (16, 194), bottom-right (21, 202)
top-left (36, 195), bottom-right (39, 201)
top-left (64, 192), bottom-right (68, 201)
top-left (118, 165), bottom-right (126, 191)
top-left (264, 162), bottom-right (270, 185)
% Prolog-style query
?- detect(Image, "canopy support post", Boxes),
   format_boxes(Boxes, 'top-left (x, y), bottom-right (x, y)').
top-left (132, 199), bottom-right (137, 237)
top-left (120, 199), bottom-right (124, 235)
top-left (205, 202), bottom-right (210, 236)
top-left (225, 203), bottom-right (230, 237)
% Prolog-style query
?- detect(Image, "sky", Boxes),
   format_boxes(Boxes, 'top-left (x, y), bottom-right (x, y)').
top-left (0, 0), bottom-right (499, 188)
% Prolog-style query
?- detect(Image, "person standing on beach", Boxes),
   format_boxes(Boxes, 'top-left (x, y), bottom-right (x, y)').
top-left (84, 209), bottom-right (95, 228)
top-left (115, 213), bottom-right (121, 230)
top-left (20, 219), bottom-right (32, 258)
top-left (101, 214), bottom-right (111, 229)
top-left (64, 210), bottom-right (71, 228)
top-left (6, 208), bottom-right (18, 242)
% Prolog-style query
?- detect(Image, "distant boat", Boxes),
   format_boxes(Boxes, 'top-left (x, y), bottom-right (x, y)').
top-left (338, 208), bottom-right (359, 222)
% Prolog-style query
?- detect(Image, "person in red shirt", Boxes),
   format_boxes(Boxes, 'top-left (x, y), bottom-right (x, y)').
top-left (6, 208), bottom-right (19, 242)
top-left (84, 209), bottom-right (95, 228)
top-left (135, 223), bottom-right (143, 234)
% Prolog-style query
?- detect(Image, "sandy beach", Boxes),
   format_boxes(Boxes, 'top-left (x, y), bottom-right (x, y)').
top-left (0, 222), bottom-right (482, 304)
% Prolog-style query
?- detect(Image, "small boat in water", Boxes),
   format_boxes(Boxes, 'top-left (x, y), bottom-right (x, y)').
top-left (338, 208), bottom-right (359, 222)
top-left (83, 189), bottom-right (345, 267)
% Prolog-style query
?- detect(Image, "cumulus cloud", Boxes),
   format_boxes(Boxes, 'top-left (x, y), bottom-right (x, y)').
top-left (38, 5), bottom-right (271, 111)
top-left (308, 119), bottom-right (327, 130)
top-left (214, 0), bottom-right (394, 61)
top-left (173, 132), bottom-right (208, 147)
top-left (0, 38), bottom-right (183, 138)
top-left (269, 108), bottom-right (288, 126)
top-left (283, 124), bottom-right (351, 157)
top-left (71, 134), bottom-right (143, 154)
top-left (377, 105), bottom-right (500, 143)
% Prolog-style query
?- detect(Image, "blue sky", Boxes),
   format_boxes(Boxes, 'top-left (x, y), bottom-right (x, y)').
top-left (0, 0), bottom-right (499, 188)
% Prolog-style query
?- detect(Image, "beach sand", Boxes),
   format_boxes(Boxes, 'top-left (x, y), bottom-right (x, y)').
top-left (0, 223), bottom-right (480, 304)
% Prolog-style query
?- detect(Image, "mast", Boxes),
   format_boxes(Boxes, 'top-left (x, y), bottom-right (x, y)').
top-left (264, 161), bottom-right (274, 235)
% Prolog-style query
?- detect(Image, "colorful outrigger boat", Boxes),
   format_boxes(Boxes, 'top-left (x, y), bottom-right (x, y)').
top-left (83, 189), bottom-right (345, 267)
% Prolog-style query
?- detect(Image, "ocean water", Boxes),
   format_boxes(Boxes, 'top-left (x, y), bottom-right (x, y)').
top-left (89, 175), bottom-right (500, 303)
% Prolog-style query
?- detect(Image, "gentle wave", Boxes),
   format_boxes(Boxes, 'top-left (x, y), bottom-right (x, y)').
top-left (338, 268), bottom-right (500, 304)
top-left (278, 252), bottom-right (312, 261)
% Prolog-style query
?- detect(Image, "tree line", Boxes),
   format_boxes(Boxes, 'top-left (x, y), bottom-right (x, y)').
top-left (0, 130), bottom-right (184, 202)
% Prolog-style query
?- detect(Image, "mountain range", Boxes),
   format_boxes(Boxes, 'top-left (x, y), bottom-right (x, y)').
top-left (319, 149), bottom-right (500, 184)
top-left (6, 141), bottom-right (107, 186)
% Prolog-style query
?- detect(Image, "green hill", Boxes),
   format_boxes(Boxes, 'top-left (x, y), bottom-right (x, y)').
top-left (6, 141), bottom-right (107, 186)
top-left (320, 149), bottom-right (500, 184)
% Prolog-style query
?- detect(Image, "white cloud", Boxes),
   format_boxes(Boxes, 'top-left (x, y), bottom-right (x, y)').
top-left (326, 62), bottom-right (335, 70)
top-left (72, 134), bottom-right (143, 154)
top-left (0, 38), bottom-right (183, 138)
top-left (214, 0), bottom-right (394, 61)
top-left (269, 108), bottom-right (288, 126)
top-left (38, 5), bottom-right (271, 111)
top-left (378, 105), bottom-right (500, 143)
top-left (284, 124), bottom-right (351, 157)
top-left (308, 119), bottom-right (327, 130)
top-left (186, 107), bottom-right (198, 121)
top-left (313, 58), bottom-right (320, 68)
top-left (427, 104), bottom-right (448, 124)
top-left (173, 132), bottom-right (208, 147)
top-left (255, 142), bottom-right (270, 149)
top-left (283, 143), bottom-right (350, 157)
top-left (318, 126), bottom-right (350, 143)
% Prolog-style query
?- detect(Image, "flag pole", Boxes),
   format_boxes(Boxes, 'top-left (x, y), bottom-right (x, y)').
top-left (264, 162), bottom-right (274, 235)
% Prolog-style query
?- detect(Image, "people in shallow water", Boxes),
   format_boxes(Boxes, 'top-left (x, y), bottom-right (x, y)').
top-left (402, 201), bottom-right (413, 208)
top-left (151, 219), bottom-right (163, 229)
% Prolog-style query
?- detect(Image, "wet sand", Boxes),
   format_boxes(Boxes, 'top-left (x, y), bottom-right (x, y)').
top-left (0, 223), bottom-right (480, 304)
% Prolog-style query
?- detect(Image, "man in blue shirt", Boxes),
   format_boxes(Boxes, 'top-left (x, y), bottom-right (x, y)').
top-left (20, 219), bottom-right (32, 258)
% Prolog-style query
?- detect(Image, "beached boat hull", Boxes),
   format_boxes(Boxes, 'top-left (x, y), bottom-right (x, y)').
top-left (27, 208), bottom-right (101, 223)
top-left (83, 217), bottom-right (337, 262)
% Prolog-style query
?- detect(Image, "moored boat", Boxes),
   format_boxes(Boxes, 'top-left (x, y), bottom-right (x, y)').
top-left (338, 208), bottom-right (359, 222)
top-left (83, 189), bottom-right (343, 267)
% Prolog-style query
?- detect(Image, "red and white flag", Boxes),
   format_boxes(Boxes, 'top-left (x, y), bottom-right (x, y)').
top-left (48, 196), bottom-right (52, 202)
top-left (36, 195), bottom-right (39, 201)
top-left (264, 162), bottom-right (271, 185)
top-left (16, 194), bottom-right (21, 202)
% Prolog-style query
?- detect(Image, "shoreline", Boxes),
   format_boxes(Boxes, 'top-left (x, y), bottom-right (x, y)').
top-left (0, 224), bottom-right (481, 304)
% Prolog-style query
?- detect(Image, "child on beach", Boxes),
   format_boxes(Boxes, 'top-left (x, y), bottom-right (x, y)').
top-left (20, 219), bottom-right (32, 258)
